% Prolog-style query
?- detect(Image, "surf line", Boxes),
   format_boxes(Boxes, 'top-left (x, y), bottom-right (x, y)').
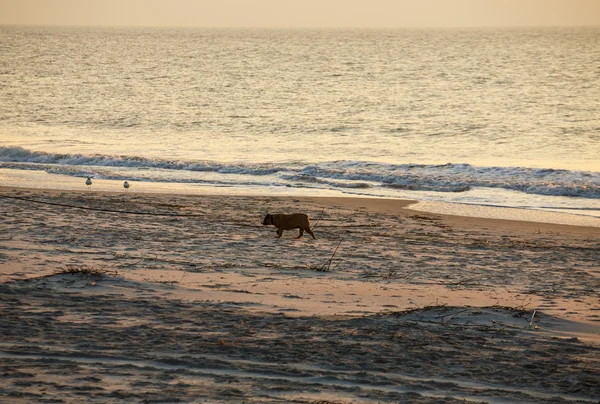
top-left (0, 194), bottom-right (205, 217)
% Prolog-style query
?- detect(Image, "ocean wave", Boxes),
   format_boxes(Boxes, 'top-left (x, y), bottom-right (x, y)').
top-left (383, 183), bottom-right (472, 193)
top-left (1, 146), bottom-right (599, 199)
top-left (297, 162), bottom-right (600, 199)
top-left (0, 146), bottom-right (285, 176)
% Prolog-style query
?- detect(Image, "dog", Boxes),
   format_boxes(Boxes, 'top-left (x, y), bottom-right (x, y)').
top-left (262, 213), bottom-right (316, 239)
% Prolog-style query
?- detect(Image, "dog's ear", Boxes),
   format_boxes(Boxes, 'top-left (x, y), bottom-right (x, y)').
top-left (262, 213), bottom-right (270, 225)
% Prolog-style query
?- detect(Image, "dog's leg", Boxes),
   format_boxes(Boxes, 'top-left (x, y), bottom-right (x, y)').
top-left (276, 228), bottom-right (283, 238)
top-left (297, 228), bottom-right (304, 239)
top-left (307, 228), bottom-right (316, 240)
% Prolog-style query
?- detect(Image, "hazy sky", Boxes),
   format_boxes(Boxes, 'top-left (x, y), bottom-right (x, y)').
top-left (1, 0), bottom-right (599, 28)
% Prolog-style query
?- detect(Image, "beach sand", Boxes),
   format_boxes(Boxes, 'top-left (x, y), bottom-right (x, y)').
top-left (0, 187), bottom-right (599, 403)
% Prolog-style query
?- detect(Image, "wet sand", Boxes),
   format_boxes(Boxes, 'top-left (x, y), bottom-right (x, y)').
top-left (0, 187), bottom-right (599, 403)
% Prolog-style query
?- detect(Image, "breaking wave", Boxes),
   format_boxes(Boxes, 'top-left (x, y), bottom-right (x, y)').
top-left (1, 146), bottom-right (599, 199)
top-left (0, 146), bottom-right (285, 176)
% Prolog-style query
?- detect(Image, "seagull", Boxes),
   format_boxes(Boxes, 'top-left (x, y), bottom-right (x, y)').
top-left (123, 181), bottom-right (130, 191)
top-left (85, 177), bottom-right (92, 189)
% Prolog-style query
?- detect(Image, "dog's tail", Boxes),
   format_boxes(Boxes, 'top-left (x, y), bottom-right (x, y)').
top-left (311, 208), bottom-right (325, 230)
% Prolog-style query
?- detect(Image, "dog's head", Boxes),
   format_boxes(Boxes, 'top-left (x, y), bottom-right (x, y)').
top-left (262, 214), bottom-right (272, 226)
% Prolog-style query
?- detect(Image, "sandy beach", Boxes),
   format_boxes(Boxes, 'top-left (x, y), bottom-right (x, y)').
top-left (0, 187), bottom-right (599, 403)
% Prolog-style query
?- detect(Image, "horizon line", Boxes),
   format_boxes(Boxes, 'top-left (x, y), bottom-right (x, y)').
top-left (2, 22), bottom-right (599, 30)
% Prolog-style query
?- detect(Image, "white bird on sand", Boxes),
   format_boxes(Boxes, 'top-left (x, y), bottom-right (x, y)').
top-left (85, 177), bottom-right (92, 189)
top-left (123, 181), bottom-right (130, 191)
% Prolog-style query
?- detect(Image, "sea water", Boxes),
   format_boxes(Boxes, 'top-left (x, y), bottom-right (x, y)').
top-left (1, 26), bottom-right (599, 225)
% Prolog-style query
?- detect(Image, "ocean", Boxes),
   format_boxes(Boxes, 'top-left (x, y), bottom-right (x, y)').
top-left (1, 26), bottom-right (599, 226)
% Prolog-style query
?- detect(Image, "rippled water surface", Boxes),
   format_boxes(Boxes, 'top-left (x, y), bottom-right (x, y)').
top-left (1, 26), bottom-right (599, 221)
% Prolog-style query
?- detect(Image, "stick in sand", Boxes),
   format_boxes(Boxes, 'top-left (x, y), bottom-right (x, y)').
top-left (321, 238), bottom-right (343, 272)
top-left (529, 310), bottom-right (537, 326)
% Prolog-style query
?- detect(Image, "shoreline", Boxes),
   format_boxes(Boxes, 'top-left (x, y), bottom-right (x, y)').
top-left (2, 184), bottom-right (600, 234)
top-left (2, 166), bottom-right (600, 228)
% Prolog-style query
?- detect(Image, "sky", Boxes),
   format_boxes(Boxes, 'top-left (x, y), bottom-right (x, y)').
top-left (0, 0), bottom-right (599, 28)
